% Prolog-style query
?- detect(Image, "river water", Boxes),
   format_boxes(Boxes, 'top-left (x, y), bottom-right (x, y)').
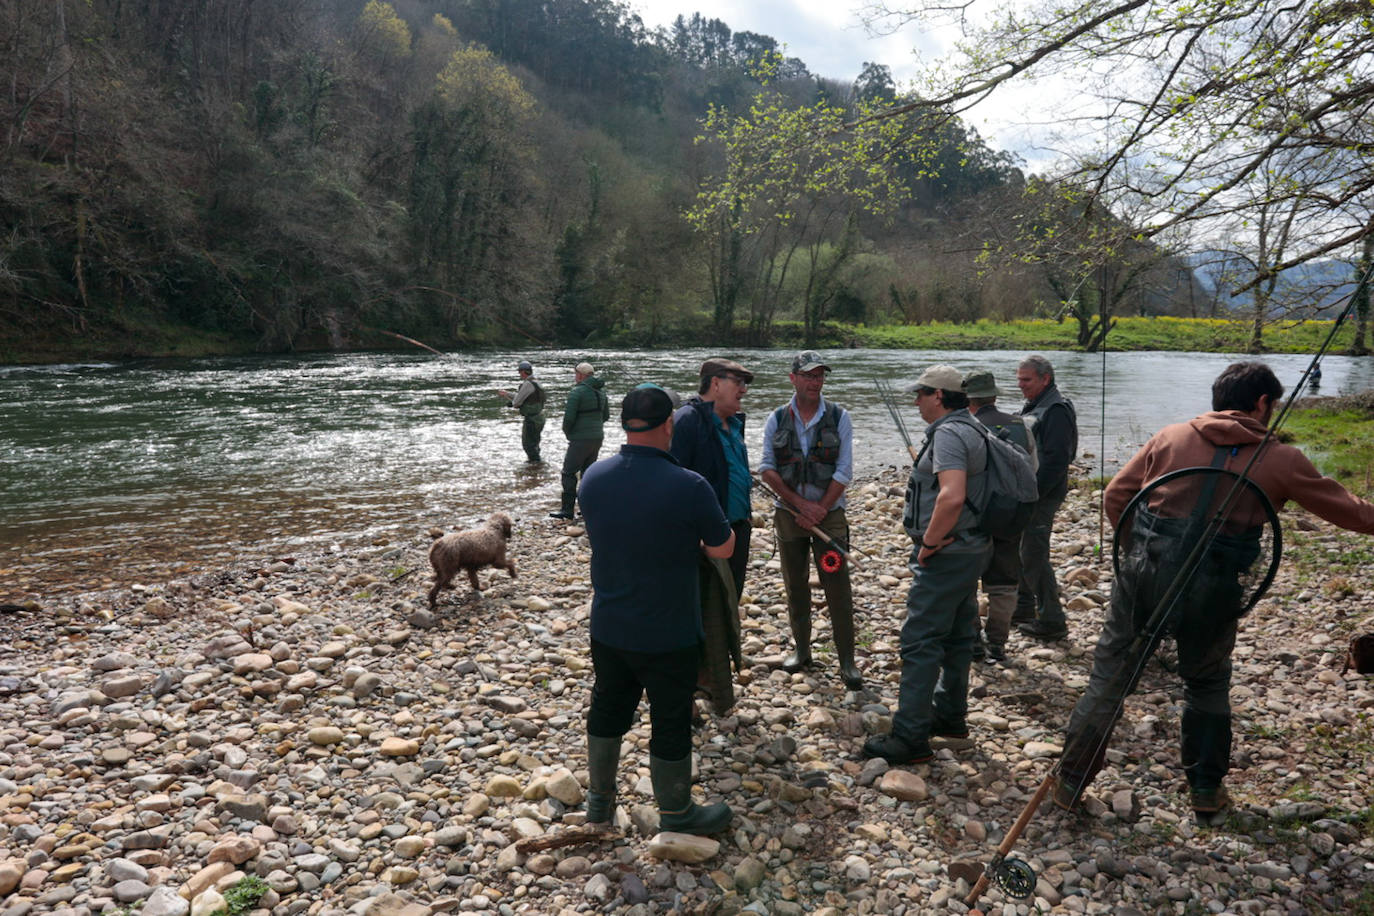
top-left (4, 348), bottom-right (1369, 598)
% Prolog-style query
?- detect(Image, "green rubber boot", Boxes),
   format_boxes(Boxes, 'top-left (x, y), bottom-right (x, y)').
top-left (584, 734), bottom-right (620, 824)
top-left (650, 754), bottom-right (732, 835)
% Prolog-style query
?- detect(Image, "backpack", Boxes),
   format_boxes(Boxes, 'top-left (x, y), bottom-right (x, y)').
top-left (953, 414), bottom-right (1039, 537)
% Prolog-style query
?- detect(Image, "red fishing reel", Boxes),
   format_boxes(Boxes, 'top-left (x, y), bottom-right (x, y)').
top-left (819, 550), bottom-right (844, 573)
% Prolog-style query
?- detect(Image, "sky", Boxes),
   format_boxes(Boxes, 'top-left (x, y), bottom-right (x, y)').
top-left (630, 0), bottom-right (1068, 170)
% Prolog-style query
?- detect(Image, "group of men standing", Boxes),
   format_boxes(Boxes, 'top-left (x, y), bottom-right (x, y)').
top-left (507, 352), bottom-right (1374, 833)
top-left (540, 350), bottom-right (1083, 833)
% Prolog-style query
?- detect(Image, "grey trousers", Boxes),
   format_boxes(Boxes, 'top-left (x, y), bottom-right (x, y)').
top-left (892, 543), bottom-right (988, 742)
top-left (1017, 477), bottom-right (1067, 625)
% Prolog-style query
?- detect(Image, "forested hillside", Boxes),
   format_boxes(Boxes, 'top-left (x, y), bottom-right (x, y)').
top-left (1, 0), bottom-right (1193, 358)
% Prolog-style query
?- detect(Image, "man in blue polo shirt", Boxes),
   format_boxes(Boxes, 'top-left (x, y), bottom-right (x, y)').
top-left (578, 385), bottom-right (737, 835)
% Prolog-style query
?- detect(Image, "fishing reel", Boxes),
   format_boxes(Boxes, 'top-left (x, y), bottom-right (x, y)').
top-left (987, 855), bottom-right (1037, 899)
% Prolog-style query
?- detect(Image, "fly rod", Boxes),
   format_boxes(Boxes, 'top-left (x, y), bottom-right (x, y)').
top-left (751, 476), bottom-right (867, 569)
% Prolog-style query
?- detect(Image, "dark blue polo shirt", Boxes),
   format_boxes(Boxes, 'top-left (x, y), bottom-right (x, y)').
top-left (579, 444), bottom-right (732, 653)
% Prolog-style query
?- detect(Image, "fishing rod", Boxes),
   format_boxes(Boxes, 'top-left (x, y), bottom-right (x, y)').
top-left (875, 378), bottom-right (919, 461)
top-left (750, 476), bottom-right (868, 569)
top-left (963, 278), bottom-right (1367, 910)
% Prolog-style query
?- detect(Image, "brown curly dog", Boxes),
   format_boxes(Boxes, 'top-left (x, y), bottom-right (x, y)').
top-left (427, 512), bottom-right (516, 608)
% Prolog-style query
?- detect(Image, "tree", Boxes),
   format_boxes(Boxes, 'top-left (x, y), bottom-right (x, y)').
top-left (685, 70), bottom-right (911, 343)
top-left (859, 0), bottom-right (1374, 292)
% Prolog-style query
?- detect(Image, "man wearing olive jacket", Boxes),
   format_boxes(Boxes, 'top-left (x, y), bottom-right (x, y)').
top-left (552, 362), bottom-right (609, 520)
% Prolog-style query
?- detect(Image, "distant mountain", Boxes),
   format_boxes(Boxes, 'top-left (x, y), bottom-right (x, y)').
top-left (1188, 253), bottom-right (1357, 317)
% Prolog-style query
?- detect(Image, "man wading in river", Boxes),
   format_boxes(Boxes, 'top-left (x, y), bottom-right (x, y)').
top-left (1054, 361), bottom-right (1374, 816)
top-left (497, 360), bottom-right (545, 463)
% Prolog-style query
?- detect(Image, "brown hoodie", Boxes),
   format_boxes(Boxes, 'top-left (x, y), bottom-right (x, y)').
top-left (1105, 410), bottom-right (1374, 533)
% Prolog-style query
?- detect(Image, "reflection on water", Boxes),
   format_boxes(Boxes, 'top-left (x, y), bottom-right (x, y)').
top-left (3, 348), bottom-right (1367, 598)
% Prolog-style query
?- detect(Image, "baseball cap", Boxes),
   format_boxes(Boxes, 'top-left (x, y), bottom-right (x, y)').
top-left (791, 350), bottom-right (830, 373)
top-left (621, 385), bottom-right (675, 432)
top-left (962, 369), bottom-right (1000, 398)
top-left (909, 365), bottom-right (964, 392)
top-left (517, 360), bottom-right (533, 373)
top-left (575, 362), bottom-right (595, 376)
top-left (699, 357), bottom-right (754, 384)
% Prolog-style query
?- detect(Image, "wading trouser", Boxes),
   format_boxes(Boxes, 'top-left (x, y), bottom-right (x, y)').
top-left (892, 542), bottom-right (987, 742)
top-left (560, 437), bottom-right (602, 515)
top-left (1060, 575), bottom-right (1239, 795)
top-left (775, 508), bottom-right (855, 668)
top-left (1017, 477), bottom-right (1067, 625)
top-left (521, 414), bottom-right (545, 462)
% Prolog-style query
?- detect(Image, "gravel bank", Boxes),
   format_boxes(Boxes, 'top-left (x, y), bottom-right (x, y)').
top-left (1, 470), bottom-right (1371, 916)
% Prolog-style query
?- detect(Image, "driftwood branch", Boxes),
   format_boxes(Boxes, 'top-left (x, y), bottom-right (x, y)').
top-left (514, 825), bottom-right (620, 853)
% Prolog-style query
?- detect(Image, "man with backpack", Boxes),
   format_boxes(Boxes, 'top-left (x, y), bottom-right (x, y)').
top-left (863, 366), bottom-right (990, 765)
top-left (965, 369), bottom-right (1038, 663)
top-left (497, 360), bottom-right (546, 463)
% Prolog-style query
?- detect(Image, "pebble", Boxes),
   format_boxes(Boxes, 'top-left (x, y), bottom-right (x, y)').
top-left (0, 473), bottom-right (1365, 915)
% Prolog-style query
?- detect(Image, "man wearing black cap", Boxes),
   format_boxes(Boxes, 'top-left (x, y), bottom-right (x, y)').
top-left (497, 360), bottom-right (545, 463)
top-left (670, 357), bottom-right (755, 598)
top-left (759, 350), bottom-right (862, 689)
top-left (864, 365), bottom-right (990, 765)
top-left (578, 385), bottom-right (737, 835)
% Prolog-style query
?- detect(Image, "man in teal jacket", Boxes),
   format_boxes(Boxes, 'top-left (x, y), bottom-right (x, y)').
top-left (552, 361), bottom-right (610, 519)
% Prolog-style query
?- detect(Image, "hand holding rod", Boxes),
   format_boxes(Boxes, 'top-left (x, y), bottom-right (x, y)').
top-left (752, 476), bottom-right (863, 569)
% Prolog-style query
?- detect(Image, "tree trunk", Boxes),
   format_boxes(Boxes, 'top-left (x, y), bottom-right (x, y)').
top-left (1349, 233), bottom-right (1371, 356)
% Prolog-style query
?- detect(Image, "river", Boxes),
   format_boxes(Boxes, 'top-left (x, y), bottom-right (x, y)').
top-left (3, 348), bottom-right (1368, 598)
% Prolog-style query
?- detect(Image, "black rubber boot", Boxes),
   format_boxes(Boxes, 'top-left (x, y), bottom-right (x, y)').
top-left (829, 604), bottom-right (863, 689)
top-left (781, 607), bottom-right (812, 672)
top-left (1181, 708), bottom-right (1232, 797)
top-left (650, 755), bottom-right (732, 835)
top-left (584, 735), bottom-right (620, 824)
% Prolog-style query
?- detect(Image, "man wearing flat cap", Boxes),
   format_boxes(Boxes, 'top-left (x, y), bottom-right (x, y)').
top-left (670, 357), bottom-right (755, 598)
top-left (964, 369), bottom-right (1038, 663)
top-left (578, 385), bottom-right (737, 835)
top-left (864, 365), bottom-right (990, 765)
top-left (759, 350), bottom-right (862, 689)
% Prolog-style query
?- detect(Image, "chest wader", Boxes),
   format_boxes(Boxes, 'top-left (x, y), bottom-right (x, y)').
top-left (1057, 453), bottom-right (1279, 813)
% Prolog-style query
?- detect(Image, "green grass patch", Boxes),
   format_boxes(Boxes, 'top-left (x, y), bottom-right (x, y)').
top-left (827, 316), bottom-right (1361, 353)
top-left (1283, 393), bottom-right (1374, 498)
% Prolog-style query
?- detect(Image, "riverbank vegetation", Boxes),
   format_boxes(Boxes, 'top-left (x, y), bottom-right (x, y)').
top-left (1285, 393), bottom-right (1374, 498)
top-left (3, 1), bottom-right (1370, 365)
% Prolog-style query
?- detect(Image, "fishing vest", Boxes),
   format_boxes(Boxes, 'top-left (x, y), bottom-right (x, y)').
top-left (1022, 386), bottom-right (1077, 456)
top-left (771, 402), bottom-right (842, 492)
top-left (518, 379), bottom-right (545, 418)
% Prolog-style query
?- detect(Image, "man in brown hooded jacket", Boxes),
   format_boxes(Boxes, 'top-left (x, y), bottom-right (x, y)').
top-left (1055, 361), bottom-right (1374, 817)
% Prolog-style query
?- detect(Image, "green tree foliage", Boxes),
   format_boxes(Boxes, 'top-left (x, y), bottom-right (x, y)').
top-left (0, 0), bottom-right (1067, 358)
top-left (408, 45), bottom-right (549, 334)
top-left (862, 0), bottom-right (1374, 290)
top-left (686, 61), bottom-right (915, 344)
